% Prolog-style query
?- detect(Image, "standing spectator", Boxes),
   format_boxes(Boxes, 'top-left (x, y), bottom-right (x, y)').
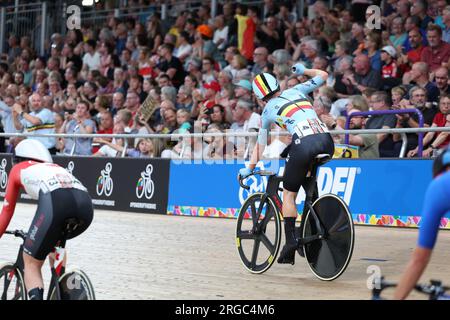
top-left (213, 15), bottom-right (229, 51)
top-left (61, 101), bottom-right (97, 156)
top-left (258, 16), bottom-right (284, 53)
top-left (420, 24), bottom-right (450, 72)
top-left (156, 43), bottom-right (185, 88)
top-left (82, 39), bottom-right (101, 72)
top-left (12, 93), bottom-right (56, 153)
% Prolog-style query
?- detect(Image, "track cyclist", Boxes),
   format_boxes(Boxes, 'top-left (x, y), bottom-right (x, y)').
top-left (238, 63), bottom-right (333, 265)
top-left (0, 139), bottom-right (93, 300)
top-left (394, 147), bottom-right (450, 299)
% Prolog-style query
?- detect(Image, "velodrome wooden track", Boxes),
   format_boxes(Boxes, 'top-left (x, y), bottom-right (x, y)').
top-left (1, 204), bottom-right (449, 300)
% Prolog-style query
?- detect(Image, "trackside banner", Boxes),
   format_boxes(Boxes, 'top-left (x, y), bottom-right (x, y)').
top-left (167, 159), bottom-right (450, 229)
top-left (0, 155), bottom-right (170, 214)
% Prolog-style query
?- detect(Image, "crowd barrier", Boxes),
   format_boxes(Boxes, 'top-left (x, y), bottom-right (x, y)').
top-left (0, 154), bottom-right (170, 214)
top-left (0, 154), bottom-right (448, 229)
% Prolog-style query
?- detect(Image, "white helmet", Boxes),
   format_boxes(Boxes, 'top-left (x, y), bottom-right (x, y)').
top-left (252, 73), bottom-right (280, 100)
top-left (15, 139), bottom-right (53, 163)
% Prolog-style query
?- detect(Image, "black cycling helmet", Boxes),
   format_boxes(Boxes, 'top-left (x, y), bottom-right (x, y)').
top-left (432, 147), bottom-right (450, 178)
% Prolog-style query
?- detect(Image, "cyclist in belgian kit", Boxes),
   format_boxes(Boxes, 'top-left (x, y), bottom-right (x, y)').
top-left (238, 63), bottom-right (333, 265)
top-left (394, 147), bottom-right (450, 299)
top-left (0, 139), bottom-right (93, 300)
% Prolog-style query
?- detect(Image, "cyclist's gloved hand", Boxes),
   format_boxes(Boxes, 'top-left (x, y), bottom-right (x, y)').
top-left (239, 167), bottom-right (253, 178)
top-left (292, 63), bottom-right (306, 76)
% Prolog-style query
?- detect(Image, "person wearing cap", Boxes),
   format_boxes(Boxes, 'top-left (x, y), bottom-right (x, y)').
top-left (194, 24), bottom-right (225, 68)
top-left (192, 80), bottom-right (221, 120)
top-left (381, 45), bottom-right (399, 79)
top-left (234, 79), bottom-right (253, 101)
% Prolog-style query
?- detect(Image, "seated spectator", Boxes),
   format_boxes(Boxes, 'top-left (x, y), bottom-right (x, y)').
top-left (100, 137), bottom-right (155, 158)
top-left (92, 110), bottom-right (114, 154)
top-left (201, 57), bottom-right (218, 84)
top-left (230, 99), bottom-right (260, 158)
top-left (333, 55), bottom-right (354, 98)
top-left (313, 95), bottom-right (335, 131)
top-left (393, 86), bottom-right (438, 155)
top-left (388, 17), bottom-right (408, 49)
top-left (176, 108), bottom-right (192, 133)
top-left (161, 86), bottom-right (177, 106)
top-left (251, 47), bottom-right (269, 77)
top-left (408, 94), bottom-right (450, 157)
top-left (93, 120), bottom-right (126, 157)
top-left (204, 124), bottom-right (236, 160)
top-left (420, 24), bottom-right (450, 71)
top-left (357, 31), bottom-right (382, 72)
top-left (365, 91), bottom-right (398, 157)
top-left (434, 66), bottom-right (450, 98)
top-left (213, 15), bottom-right (229, 51)
top-left (176, 85), bottom-right (194, 112)
top-left (346, 54), bottom-right (382, 93)
top-left (82, 39), bottom-right (101, 72)
top-left (233, 79), bottom-right (252, 102)
top-left (391, 86), bottom-right (408, 108)
top-left (397, 28), bottom-right (426, 74)
top-left (380, 46), bottom-right (400, 89)
top-left (209, 104), bottom-right (231, 130)
top-left (335, 108), bottom-right (379, 158)
top-left (61, 101), bottom-right (97, 156)
top-left (191, 80), bottom-right (220, 119)
top-left (402, 62), bottom-right (440, 103)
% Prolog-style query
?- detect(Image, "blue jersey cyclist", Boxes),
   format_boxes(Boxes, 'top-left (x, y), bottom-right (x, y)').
top-left (394, 147), bottom-right (450, 299)
top-left (238, 63), bottom-right (334, 265)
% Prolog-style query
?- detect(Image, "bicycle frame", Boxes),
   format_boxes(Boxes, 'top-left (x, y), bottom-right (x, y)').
top-left (3, 231), bottom-right (67, 300)
top-left (245, 164), bottom-right (327, 246)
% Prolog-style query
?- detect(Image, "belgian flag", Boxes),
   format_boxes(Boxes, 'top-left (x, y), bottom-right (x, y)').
top-left (235, 14), bottom-right (255, 61)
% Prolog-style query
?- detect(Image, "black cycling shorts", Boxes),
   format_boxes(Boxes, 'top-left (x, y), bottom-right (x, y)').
top-left (24, 188), bottom-right (94, 260)
top-left (283, 133), bottom-right (335, 193)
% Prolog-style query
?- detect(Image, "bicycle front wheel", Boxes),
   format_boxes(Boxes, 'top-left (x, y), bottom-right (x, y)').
top-left (0, 263), bottom-right (27, 300)
top-left (236, 193), bottom-right (282, 274)
top-left (49, 268), bottom-right (96, 300)
top-left (302, 194), bottom-right (354, 281)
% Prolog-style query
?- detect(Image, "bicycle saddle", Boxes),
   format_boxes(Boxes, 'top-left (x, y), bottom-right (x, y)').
top-left (314, 154), bottom-right (331, 166)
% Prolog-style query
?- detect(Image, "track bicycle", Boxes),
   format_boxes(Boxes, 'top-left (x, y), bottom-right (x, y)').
top-left (0, 218), bottom-right (95, 300)
top-left (236, 154), bottom-right (355, 281)
top-left (371, 276), bottom-right (450, 300)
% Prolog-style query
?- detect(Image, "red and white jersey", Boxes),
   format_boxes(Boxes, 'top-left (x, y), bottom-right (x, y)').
top-left (0, 161), bottom-right (87, 237)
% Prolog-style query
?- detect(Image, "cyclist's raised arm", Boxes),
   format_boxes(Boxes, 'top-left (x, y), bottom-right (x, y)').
top-left (291, 63), bottom-right (328, 95)
top-left (0, 164), bottom-right (23, 237)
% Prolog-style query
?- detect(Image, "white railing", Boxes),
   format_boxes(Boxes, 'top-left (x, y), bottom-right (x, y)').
top-left (1, 126), bottom-right (449, 158)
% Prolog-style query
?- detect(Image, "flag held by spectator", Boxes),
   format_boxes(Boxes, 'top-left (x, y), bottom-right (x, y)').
top-left (235, 14), bottom-right (255, 61)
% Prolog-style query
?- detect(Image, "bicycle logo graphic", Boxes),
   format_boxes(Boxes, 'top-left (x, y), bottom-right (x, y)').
top-left (0, 159), bottom-right (8, 189)
top-left (238, 163), bottom-right (268, 205)
top-left (136, 164), bottom-right (155, 200)
top-left (96, 162), bottom-right (114, 197)
top-left (66, 161), bottom-right (75, 175)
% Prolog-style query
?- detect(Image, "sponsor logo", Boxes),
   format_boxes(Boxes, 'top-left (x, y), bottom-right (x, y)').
top-left (136, 164), bottom-right (154, 200)
top-left (238, 164), bottom-right (359, 206)
top-left (96, 162), bottom-right (113, 197)
top-left (0, 158), bottom-right (8, 189)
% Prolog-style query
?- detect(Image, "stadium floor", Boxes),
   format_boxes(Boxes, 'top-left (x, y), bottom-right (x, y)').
top-left (1, 203), bottom-right (449, 300)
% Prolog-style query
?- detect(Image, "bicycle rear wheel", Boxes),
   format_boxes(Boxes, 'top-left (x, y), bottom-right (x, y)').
top-left (49, 268), bottom-right (96, 300)
top-left (236, 193), bottom-right (282, 274)
top-left (302, 194), bottom-right (354, 281)
top-left (0, 263), bottom-right (27, 300)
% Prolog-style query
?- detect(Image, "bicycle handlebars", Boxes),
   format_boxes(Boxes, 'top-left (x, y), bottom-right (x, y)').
top-left (371, 276), bottom-right (450, 300)
top-left (5, 230), bottom-right (27, 240)
top-left (238, 170), bottom-right (276, 190)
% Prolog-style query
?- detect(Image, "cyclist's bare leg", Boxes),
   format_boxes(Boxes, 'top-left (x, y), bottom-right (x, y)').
top-left (23, 253), bottom-right (45, 299)
top-left (277, 189), bottom-right (298, 265)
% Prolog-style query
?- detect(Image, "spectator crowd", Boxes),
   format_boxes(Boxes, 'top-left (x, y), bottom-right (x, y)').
top-left (0, 0), bottom-right (449, 159)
